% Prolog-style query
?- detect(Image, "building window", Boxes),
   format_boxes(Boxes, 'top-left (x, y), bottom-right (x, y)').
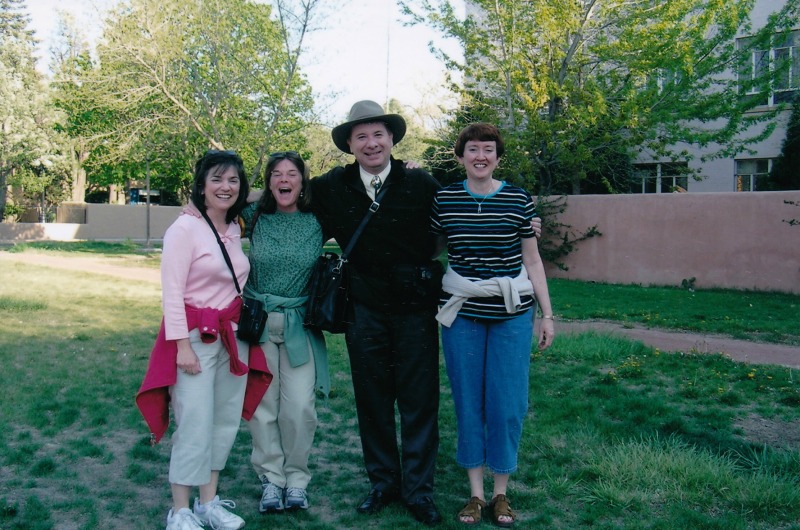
top-left (738, 30), bottom-right (800, 106)
top-left (774, 31), bottom-right (800, 103)
top-left (632, 162), bottom-right (689, 193)
top-left (734, 159), bottom-right (770, 191)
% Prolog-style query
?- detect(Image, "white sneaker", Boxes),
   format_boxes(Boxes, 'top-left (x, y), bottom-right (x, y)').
top-left (259, 477), bottom-right (285, 513)
top-left (166, 507), bottom-right (204, 530)
top-left (285, 487), bottom-right (309, 510)
top-left (193, 496), bottom-right (245, 530)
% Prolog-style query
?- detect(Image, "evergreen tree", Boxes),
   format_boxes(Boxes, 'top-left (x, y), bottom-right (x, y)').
top-left (767, 97), bottom-right (800, 190)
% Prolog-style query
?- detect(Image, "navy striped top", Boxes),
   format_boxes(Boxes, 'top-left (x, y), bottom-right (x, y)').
top-left (431, 180), bottom-right (537, 320)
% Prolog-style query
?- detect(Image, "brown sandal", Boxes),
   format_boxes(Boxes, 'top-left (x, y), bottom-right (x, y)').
top-left (489, 494), bottom-right (516, 528)
top-left (457, 496), bottom-right (487, 525)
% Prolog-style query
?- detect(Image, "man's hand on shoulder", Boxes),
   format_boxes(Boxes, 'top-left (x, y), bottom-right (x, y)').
top-left (531, 216), bottom-right (542, 238)
top-left (248, 189), bottom-right (263, 204)
top-left (182, 202), bottom-right (201, 218)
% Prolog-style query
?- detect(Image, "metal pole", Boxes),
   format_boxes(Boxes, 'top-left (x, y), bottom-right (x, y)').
top-left (145, 154), bottom-right (151, 249)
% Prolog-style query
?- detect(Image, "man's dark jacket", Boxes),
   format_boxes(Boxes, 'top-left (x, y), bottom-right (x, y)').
top-left (310, 157), bottom-right (441, 312)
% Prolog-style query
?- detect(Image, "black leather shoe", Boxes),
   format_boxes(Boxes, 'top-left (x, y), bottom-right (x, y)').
top-left (407, 496), bottom-right (442, 526)
top-left (356, 487), bottom-right (399, 515)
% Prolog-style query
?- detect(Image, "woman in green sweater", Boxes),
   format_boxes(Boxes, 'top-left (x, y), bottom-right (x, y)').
top-left (240, 151), bottom-right (329, 514)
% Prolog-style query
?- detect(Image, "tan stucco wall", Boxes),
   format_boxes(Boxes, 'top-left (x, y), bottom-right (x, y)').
top-left (0, 204), bottom-right (181, 243)
top-left (2, 193), bottom-right (799, 294)
top-left (545, 191), bottom-right (800, 294)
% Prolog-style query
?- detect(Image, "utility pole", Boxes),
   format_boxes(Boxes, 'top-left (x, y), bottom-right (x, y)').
top-left (145, 152), bottom-right (152, 250)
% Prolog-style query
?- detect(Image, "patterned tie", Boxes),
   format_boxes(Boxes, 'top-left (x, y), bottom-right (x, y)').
top-left (371, 175), bottom-right (382, 193)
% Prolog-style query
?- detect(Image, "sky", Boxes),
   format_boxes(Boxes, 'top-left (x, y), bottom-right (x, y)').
top-left (26, 0), bottom-right (463, 125)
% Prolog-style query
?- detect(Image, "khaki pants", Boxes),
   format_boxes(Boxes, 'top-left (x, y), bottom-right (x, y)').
top-left (248, 311), bottom-right (317, 489)
top-left (168, 328), bottom-right (249, 485)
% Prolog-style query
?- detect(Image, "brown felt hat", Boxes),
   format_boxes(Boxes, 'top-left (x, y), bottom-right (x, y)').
top-left (331, 100), bottom-right (406, 154)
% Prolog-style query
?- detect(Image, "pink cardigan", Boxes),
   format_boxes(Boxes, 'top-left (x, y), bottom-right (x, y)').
top-left (136, 298), bottom-right (272, 443)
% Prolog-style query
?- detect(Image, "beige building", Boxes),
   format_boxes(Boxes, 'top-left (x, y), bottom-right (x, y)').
top-left (464, 0), bottom-right (797, 193)
top-left (636, 0), bottom-right (796, 193)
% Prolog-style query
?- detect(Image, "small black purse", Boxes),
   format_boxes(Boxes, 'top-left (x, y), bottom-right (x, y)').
top-left (202, 210), bottom-right (267, 345)
top-left (304, 251), bottom-right (350, 333)
top-left (237, 294), bottom-right (267, 344)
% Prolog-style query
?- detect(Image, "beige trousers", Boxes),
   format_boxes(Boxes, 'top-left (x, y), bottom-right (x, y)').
top-left (248, 311), bottom-right (317, 489)
top-left (169, 328), bottom-right (249, 486)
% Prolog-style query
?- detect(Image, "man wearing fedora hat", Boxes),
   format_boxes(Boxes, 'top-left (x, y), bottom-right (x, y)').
top-left (310, 100), bottom-right (444, 526)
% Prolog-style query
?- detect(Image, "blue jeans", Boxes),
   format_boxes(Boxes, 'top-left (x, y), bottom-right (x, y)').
top-left (441, 310), bottom-right (533, 474)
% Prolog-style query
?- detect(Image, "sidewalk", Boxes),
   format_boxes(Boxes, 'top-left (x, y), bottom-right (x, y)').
top-left (0, 249), bottom-right (161, 284)
top-left (557, 320), bottom-right (800, 370)
top-left (4, 250), bottom-right (799, 369)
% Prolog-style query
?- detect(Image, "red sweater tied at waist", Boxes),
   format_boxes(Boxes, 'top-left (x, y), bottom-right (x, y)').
top-left (135, 297), bottom-right (272, 443)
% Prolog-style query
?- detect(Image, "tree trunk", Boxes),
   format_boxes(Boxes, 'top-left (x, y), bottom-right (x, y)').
top-left (71, 166), bottom-right (87, 202)
top-left (70, 146), bottom-right (89, 203)
top-left (0, 166), bottom-right (8, 221)
top-left (571, 175), bottom-right (582, 195)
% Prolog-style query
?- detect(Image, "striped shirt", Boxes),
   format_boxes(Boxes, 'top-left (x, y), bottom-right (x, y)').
top-left (431, 180), bottom-right (536, 320)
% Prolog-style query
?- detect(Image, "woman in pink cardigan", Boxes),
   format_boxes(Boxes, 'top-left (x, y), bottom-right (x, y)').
top-left (138, 150), bottom-right (259, 530)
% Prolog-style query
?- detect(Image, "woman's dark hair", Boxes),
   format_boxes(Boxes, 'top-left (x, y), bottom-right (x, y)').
top-left (257, 151), bottom-right (313, 214)
top-left (190, 150), bottom-right (249, 224)
top-left (454, 122), bottom-right (505, 158)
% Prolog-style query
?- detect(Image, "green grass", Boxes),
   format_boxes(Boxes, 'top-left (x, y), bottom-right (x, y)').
top-left (552, 279), bottom-right (800, 345)
top-left (1, 245), bottom-right (800, 528)
top-left (7, 240), bottom-right (800, 345)
top-left (8, 239), bottom-right (158, 255)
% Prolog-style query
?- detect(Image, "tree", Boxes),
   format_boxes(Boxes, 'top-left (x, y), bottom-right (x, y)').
top-left (49, 10), bottom-right (93, 203)
top-left (401, 0), bottom-right (800, 196)
top-left (0, 0), bottom-right (64, 220)
top-left (302, 123), bottom-right (349, 178)
top-left (384, 98), bottom-right (432, 165)
top-left (55, 0), bottom-right (320, 200)
top-left (766, 95), bottom-right (800, 190)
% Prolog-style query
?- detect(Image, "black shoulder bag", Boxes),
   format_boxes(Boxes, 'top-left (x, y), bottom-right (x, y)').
top-left (201, 210), bottom-right (267, 344)
top-left (304, 182), bottom-right (390, 333)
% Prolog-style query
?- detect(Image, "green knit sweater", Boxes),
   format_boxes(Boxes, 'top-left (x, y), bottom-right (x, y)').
top-left (241, 205), bottom-right (323, 297)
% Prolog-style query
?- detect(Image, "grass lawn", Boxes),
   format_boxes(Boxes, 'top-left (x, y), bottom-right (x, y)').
top-left (1, 243), bottom-right (799, 529)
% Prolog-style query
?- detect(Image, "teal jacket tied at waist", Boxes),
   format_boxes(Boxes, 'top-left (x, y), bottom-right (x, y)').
top-left (244, 286), bottom-right (330, 397)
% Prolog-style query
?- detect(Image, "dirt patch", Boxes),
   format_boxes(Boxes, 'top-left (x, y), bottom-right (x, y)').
top-left (0, 250), bottom-right (160, 284)
top-left (735, 413), bottom-right (800, 450)
top-left (558, 320), bottom-right (800, 370)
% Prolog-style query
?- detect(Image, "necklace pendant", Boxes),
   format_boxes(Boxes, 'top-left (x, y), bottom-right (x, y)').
top-left (477, 204), bottom-right (482, 213)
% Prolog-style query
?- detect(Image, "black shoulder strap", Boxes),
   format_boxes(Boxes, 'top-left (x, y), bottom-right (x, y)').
top-left (201, 209), bottom-right (242, 295)
top-left (341, 181), bottom-right (390, 259)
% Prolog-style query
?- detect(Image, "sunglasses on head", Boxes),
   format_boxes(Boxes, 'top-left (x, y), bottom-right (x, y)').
top-left (205, 149), bottom-right (238, 156)
top-left (270, 150), bottom-right (301, 160)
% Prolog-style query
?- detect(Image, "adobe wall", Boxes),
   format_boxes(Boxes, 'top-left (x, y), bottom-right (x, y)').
top-left (545, 191), bottom-right (800, 294)
top-left (0, 204), bottom-right (181, 243)
top-left (2, 193), bottom-right (798, 295)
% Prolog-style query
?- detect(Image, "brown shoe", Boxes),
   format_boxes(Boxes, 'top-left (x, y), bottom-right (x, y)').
top-left (489, 494), bottom-right (516, 528)
top-left (457, 496), bottom-right (487, 525)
